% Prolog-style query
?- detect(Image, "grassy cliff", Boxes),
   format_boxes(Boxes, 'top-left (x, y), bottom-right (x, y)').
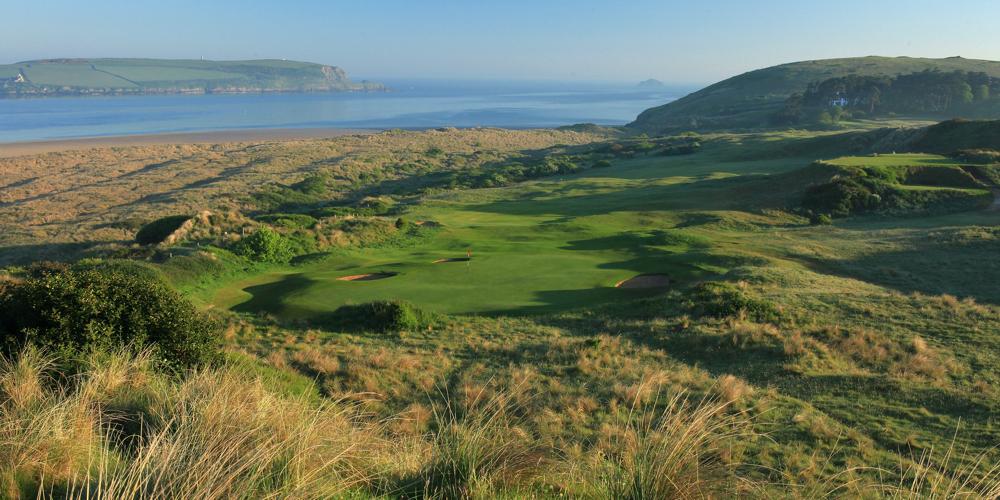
top-left (0, 58), bottom-right (384, 97)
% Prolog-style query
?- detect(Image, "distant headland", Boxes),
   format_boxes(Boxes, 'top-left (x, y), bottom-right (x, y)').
top-left (0, 58), bottom-right (385, 97)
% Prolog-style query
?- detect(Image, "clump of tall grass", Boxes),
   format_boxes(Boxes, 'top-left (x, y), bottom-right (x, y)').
top-left (0, 348), bottom-right (107, 499)
top-left (394, 388), bottom-right (544, 499)
top-left (788, 442), bottom-right (1000, 499)
top-left (70, 370), bottom-right (378, 499)
top-left (1, 348), bottom-right (382, 499)
top-left (583, 388), bottom-right (754, 499)
top-left (882, 444), bottom-right (1000, 499)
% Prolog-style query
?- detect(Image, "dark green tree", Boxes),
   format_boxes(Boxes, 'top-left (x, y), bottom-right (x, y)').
top-left (0, 268), bottom-right (219, 368)
top-left (231, 227), bottom-right (294, 263)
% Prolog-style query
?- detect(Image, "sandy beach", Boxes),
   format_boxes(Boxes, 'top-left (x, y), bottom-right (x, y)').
top-left (0, 128), bottom-right (375, 158)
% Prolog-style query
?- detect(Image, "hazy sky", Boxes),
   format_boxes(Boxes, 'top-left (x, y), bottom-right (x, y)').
top-left (5, 0), bottom-right (1000, 84)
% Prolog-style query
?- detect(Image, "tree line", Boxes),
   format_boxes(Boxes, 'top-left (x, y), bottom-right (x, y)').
top-left (773, 70), bottom-right (1000, 126)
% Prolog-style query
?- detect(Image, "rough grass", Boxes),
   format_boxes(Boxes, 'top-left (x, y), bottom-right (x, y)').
top-left (4, 123), bottom-right (1000, 497)
top-left (0, 127), bottom-right (608, 265)
top-left (0, 348), bottom-right (761, 499)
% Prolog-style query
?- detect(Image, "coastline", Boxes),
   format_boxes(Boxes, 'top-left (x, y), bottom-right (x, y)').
top-left (0, 127), bottom-right (378, 158)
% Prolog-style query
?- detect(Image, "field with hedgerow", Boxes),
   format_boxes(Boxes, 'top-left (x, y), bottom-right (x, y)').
top-left (1, 121), bottom-right (1000, 498)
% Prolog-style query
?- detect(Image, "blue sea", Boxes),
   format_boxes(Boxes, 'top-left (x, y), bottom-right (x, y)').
top-left (0, 79), bottom-right (686, 143)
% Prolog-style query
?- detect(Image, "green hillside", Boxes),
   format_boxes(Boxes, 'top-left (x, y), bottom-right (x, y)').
top-left (0, 58), bottom-right (384, 97)
top-left (629, 56), bottom-right (1000, 134)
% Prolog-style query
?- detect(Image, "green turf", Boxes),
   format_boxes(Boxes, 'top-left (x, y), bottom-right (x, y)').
top-left (93, 63), bottom-right (236, 83)
top-left (824, 153), bottom-right (957, 167)
top-left (200, 133), bottom-right (999, 321)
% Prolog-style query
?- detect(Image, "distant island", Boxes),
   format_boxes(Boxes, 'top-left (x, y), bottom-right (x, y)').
top-left (0, 58), bottom-right (385, 97)
top-left (637, 78), bottom-right (666, 88)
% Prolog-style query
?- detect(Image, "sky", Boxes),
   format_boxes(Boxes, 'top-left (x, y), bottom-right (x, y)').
top-left (4, 0), bottom-right (1000, 84)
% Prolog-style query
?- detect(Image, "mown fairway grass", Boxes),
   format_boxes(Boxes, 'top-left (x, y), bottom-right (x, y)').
top-left (204, 140), bottom-right (1000, 321)
top-left (204, 143), bottom-right (813, 317)
top-left (824, 153), bottom-right (958, 167)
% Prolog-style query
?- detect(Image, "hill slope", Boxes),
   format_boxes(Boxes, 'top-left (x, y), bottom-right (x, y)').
top-left (0, 58), bottom-right (384, 97)
top-left (629, 56), bottom-right (1000, 134)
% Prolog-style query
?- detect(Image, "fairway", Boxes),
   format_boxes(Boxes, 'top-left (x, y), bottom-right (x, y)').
top-left (206, 147), bottom-right (798, 317)
top-left (202, 138), bottom-right (1000, 320)
top-left (209, 183), bottom-right (702, 316)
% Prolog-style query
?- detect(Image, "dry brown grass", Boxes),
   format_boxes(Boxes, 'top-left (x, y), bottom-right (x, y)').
top-left (0, 128), bottom-right (606, 264)
top-left (808, 327), bottom-right (963, 383)
top-left (0, 349), bottom-right (383, 499)
top-left (2, 345), bottom-right (998, 498)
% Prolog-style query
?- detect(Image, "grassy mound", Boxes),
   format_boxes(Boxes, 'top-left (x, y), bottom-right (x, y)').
top-left (325, 300), bottom-right (436, 333)
top-left (688, 282), bottom-right (781, 323)
top-left (913, 119), bottom-right (1000, 153)
top-left (800, 156), bottom-right (993, 217)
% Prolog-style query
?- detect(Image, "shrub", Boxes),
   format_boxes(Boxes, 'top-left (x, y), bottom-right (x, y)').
top-left (135, 215), bottom-right (191, 245)
top-left (903, 166), bottom-right (983, 189)
top-left (231, 227), bottom-right (295, 263)
top-left (802, 176), bottom-right (884, 217)
top-left (593, 159), bottom-right (613, 168)
top-left (0, 268), bottom-right (219, 369)
top-left (810, 213), bottom-right (833, 225)
top-left (292, 172), bottom-right (332, 196)
top-left (357, 196), bottom-right (395, 215)
top-left (688, 282), bottom-right (780, 323)
top-left (326, 300), bottom-right (434, 333)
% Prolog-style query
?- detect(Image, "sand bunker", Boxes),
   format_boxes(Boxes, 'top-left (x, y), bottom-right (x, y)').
top-left (615, 274), bottom-right (670, 289)
top-left (432, 258), bottom-right (471, 264)
top-left (337, 272), bottom-right (398, 282)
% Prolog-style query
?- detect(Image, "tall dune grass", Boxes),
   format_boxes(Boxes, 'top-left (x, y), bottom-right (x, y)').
top-left (1, 349), bottom-right (379, 499)
top-left (394, 389), bottom-right (544, 498)
top-left (2, 348), bottom-right (998, 499)
top-left (584, 389), bottom-right (752, 499)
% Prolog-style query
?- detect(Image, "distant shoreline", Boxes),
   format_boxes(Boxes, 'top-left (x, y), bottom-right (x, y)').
top-left (0, 128), bottom-right (378, 157)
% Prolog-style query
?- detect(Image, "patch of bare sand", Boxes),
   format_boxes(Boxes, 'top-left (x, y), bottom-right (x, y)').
top-left (337, 272), bottom-right (398, 282)
top-left (615, 274), bottom-right (670, 289)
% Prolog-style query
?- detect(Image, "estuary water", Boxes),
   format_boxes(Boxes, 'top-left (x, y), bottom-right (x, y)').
top-left (0, 79), bottom-right (685, 143)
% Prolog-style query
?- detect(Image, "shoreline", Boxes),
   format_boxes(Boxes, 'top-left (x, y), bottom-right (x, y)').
top-left (0, 127), bottom-right (379, 158)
